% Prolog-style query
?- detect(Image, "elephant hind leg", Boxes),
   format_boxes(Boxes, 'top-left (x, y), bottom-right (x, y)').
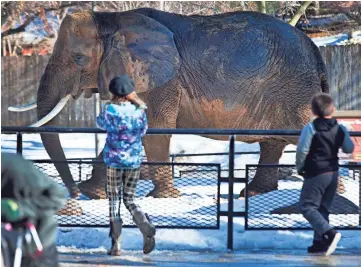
top-left (240, 140), bottom-right (287, 197)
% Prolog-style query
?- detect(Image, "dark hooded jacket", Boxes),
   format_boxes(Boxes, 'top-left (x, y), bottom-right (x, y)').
top-left (1, 153), bottom-right (67, 249)
top-left (296, 118), bottom-right (354, 177)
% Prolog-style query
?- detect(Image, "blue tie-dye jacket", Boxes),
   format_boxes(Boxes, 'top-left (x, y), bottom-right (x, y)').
top-left (96, 102), bottom-right (148, 169)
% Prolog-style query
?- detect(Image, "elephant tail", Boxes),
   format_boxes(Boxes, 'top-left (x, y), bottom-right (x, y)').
top-left (320, 69), bottom-right (330, 94)
top-left (311, 42), bottom-right (330, 94)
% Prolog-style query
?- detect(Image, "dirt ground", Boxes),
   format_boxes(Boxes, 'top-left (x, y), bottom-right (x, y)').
top-left (59, 249), bottom-right (361, 267)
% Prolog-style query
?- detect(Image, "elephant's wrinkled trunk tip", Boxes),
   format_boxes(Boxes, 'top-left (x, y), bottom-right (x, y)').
top-left (30, 95), bottom-right (72, 127)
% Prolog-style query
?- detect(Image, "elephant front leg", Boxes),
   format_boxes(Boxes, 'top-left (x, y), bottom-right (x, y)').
top-left (240, 141), bottom-right (287, 197)
top-left (143, 135), bottom-right (181, 198)
top-left (78, 151), bottom-right (107, 199)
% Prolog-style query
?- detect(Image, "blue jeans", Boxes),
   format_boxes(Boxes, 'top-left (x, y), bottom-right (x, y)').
top-left (299, 171), bottom-right (338, 241)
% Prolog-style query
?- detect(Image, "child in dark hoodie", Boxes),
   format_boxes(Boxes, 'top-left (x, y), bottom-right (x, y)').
top-left (96, 74), bottom-right (155, 256)
top-left (296, 93), bottom-right (354, 256)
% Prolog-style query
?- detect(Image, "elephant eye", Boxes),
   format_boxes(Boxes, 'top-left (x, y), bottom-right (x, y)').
top-left (73, 53), bottom-right (89, 66)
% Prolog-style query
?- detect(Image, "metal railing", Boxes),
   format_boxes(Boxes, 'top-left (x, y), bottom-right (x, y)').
top-left (245, 164), bottom-right (361, 230)
top-left (2, 126), bottom-right (361, 250)
top-left (33, 159), bottom-right (221, 229)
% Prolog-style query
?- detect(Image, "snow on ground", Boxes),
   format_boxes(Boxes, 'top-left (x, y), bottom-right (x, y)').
top-left (1, 133), bottom-right (360, 251)
top-left (57, 216), bottom-right (361, 252)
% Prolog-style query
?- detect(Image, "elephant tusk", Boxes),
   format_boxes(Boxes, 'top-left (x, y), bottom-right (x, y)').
top-left (30, 95), bottom-right (72, 127)
top-left (8, 102), bottom-right (37, 112)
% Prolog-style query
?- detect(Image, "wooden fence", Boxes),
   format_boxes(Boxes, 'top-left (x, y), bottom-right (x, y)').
top-left (1, 44), bottom-right (361, 127)
top-left (1, 55), bottom-right (97, 127)
top-left (319, 45), bottom-right (361, 111)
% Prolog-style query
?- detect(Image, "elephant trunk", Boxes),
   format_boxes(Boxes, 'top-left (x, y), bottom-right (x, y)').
top-left (36, 64), bottom-right (80, 198)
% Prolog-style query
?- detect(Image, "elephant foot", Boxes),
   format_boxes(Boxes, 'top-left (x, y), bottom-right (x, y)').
top-left (239, 189), bottom-right (264, 198)
top-left (147, 184), bottom-right (181, 198)
top-left (337, 177), bottom-right (345, 194)
top-left (78, 179), bottom-right (106, 199)
top-left (68, 184), bottom-right (82, 198)
top-left (239, 184), bottom-right (278, 198)
top-left (56, 199), bottom-right (83, 216)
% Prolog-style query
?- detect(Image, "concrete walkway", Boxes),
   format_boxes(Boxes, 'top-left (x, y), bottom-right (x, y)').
top-left (59, 249), bottom-right (361, 267)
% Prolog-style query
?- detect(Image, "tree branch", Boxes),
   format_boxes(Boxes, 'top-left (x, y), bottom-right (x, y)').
top-left (289, 1), bottom-right (313, 26)
top-left (1, 15), bottom-right (36, 38)
top-left (257, 1), bottom-right (267, 14)
top-left (1, 3), bottom-right (77, 38)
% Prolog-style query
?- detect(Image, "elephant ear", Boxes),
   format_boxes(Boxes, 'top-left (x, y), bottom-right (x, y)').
top-left (98, 12), bottom-right (180, 99)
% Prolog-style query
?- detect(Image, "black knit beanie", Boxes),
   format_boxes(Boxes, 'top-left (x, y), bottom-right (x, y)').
top-left (109, 75), bottom-right (135, 97)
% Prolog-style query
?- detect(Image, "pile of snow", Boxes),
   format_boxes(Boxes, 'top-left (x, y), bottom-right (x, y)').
top-left (57, 217), bottom-right (361, 252)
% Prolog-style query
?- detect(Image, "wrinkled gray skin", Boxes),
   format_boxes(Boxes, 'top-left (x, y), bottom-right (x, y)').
top-left (35, 8), bottom-right (328, 199)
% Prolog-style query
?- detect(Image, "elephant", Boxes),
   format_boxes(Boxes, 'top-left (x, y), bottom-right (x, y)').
top-left (9, 8), bottom-right (329, 199)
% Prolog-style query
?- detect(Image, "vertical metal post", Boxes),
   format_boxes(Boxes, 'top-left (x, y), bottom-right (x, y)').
top-left (358, 166), bottom-right (361, 227)
top-left (94, 93), bottom-right (102, 157)
top-left (79, 162), bottom-right (82, 182)
top-left (171, 155), bottom-right (175, 180)
top-left (227, 135), bottom-right (235, 250)
top-left (245, 165), bottom-right (249, 230)
top-left (16, 132), bottom-right (22, 155)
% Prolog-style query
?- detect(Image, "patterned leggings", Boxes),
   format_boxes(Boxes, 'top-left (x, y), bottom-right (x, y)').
top-left (106, 166), bottom-right (140, 221)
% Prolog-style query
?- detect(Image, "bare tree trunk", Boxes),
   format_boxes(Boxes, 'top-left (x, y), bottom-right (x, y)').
top-left (257, 1), bottom-right (267, 13)
top-left (314, 1), bottom-right (320, 15)
top-left (240, 1), bottom-right (245, 11)
top-left (2, 39), bottom-right (6, 56)
top-left (7, 38), bottom-right (12, 56)
top-left (123, 1), bottom-right (129, 11)
top-left (289, 1), bottom-right (313, 26)
top-left (13, 40), bottom-right (19, 57)
top-left (92, 1), bottom-right (96, 12)
top-left (160, 0), bottom-right (164, 11)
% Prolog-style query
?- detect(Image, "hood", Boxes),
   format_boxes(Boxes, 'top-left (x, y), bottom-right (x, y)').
top-left (313, 117), bottom-right (338, 131)
top-left (104, 102), bottom-right (143, 118)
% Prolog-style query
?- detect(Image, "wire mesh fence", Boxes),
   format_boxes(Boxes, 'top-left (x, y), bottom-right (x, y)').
top-left (33, 160), bottom-right (221, 229)
top-left (245, 164), bottom-right (361, 230)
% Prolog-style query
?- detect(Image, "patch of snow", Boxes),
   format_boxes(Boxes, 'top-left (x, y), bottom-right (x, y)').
top-left (56, 217), bottom-right (361, 251)
top-left (311, 33), bottom-right (350, 47)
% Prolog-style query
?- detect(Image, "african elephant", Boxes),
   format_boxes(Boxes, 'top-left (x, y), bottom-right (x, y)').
top-left (9, 8), bottom-right (329, 199)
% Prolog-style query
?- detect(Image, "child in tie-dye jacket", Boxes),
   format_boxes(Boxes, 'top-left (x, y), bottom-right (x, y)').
top-left (96, 74), bottom-right (156, 256)
top-left (96, 95), bottom-right (148, 168)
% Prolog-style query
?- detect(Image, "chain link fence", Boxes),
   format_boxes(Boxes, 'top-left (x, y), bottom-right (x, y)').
top-left (33, 160), bottom-right (221, 229)
top-left (246, 164), bottom-right (361, 230)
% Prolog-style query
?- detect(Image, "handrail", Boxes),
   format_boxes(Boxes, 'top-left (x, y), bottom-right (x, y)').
top-left (2, 126), bottom-right (361, 136)
top-left (171, 150), bottom-right (296, 158)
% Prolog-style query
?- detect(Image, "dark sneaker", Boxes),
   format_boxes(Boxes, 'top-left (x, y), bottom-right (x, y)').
top-left (323, 229), bottom-right (342, 256)
top-left (307, 240), bottom-right (327, 254)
